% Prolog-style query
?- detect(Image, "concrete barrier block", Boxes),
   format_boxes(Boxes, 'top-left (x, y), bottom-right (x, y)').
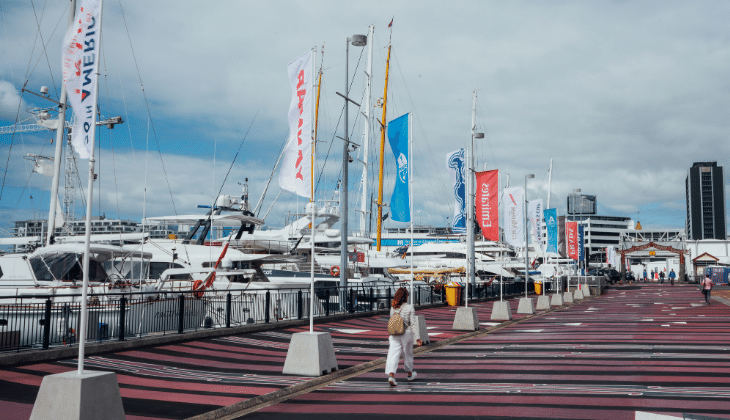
top-left (452, 307), bottom-right (479, 331)
top-left (536, 295), bottom-right (551, 310)
top-left (283, 332), bottom-right (338, 376)
top-left (574, 289), bottom-right (584, 300)
top-left (30, 370), bottom-right (125, 420)
top-left (563, 292), bottom-right (574, 303)
top-left (490, 300), bottom-right (513, 321)
top-left (415, 315), bottom-right (430, 344)
top-left (517, 297), bottom-right (535, 314)
top-left (551, 293), bottom-right (565, 306)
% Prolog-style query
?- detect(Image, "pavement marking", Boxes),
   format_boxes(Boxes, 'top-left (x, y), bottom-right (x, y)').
top-left (332, 329), bottom-right (370, 334)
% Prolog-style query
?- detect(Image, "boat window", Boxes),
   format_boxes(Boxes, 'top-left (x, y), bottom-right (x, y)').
top-left (148, 262), bottom-right (187, 280)
top-left (30, 253), bottom-right (108, 282)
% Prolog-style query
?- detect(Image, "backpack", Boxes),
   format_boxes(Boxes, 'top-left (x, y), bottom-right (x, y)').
top-left (387, 307), bottom-right (406, 335)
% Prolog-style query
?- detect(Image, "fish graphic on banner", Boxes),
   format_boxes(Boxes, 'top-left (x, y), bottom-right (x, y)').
top-left (544, 208), bottom-right (558, 254)
top-left (502, 186), bottom-right (524, 247)
top-left (388, 113), bottom-right (410, 222)
top-left (446, 149), bottom-right (466, 234)
top-left (528, 199), bottom-right (544, 251)
top-left (475, 170), bottom-right (499, 241)
top-left (61, 0), bottom-right (102, 160)
top-left (279, 50), bottom-right (313, 198)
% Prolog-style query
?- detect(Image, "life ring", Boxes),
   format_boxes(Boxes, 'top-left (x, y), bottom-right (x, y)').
top-left (192, 279), bottom-right (205, 299)
top-left (330, 266), bottom-right (340, 277)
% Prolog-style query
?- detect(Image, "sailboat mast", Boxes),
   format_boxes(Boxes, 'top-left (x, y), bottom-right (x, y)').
top-left (312, 47), bottom-right (323, 202)
top-left (376, 43), bottom-right (391, 251)
top-left (467, 90), bottom-right (477, 292)
top-left (360, 25), bottom-right (373, 237)
top-left (547, 157), bottom-right (553, 209)
top-left (46, 0), bottom-right (76, 246)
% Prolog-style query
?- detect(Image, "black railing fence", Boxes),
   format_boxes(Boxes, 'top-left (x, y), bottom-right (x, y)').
top-left (0, 283), bottom-right (447, 353)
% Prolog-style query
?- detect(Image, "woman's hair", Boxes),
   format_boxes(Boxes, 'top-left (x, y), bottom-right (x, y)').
top-left (392, 287), bottom-right (409, 308)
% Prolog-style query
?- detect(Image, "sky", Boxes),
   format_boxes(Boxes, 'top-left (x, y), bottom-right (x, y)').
top-left (1, 0), bottom-right (730, 237)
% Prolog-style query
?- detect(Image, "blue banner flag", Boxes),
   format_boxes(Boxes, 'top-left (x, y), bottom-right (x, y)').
top-left (388, 113), bottom-right (410, 222)
top-left (446, 148), bottom-right (466, 234)
top-left (544, 208), bottom-right (558, 254)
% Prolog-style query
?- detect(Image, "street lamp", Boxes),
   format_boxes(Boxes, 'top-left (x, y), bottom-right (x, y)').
top-left (339, 34), bottom-right (367, 310)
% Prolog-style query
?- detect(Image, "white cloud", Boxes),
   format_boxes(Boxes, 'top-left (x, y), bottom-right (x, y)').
top-left (0, 80), bottom-right (27, 119)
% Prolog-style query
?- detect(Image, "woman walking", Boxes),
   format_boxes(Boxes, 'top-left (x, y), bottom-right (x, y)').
top-left (386, 287), bottom-right (422, 386)
top-left (702, 274), bottom-right (713, 305)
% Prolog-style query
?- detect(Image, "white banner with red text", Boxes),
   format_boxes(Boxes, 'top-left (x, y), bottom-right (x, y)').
top-left (502, 186), bottom-right (524, 247)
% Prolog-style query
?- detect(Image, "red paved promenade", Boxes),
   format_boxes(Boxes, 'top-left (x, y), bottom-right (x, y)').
top-left (2, 284), bottom-right (729, 419)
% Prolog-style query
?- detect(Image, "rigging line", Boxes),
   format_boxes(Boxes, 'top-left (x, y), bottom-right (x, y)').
top-left (215, 110), bottom-right (259, 199)
top-left (390, 49), bottom-right (452, 213)
top-left (100, 39), bottom-right (122, 222)
top-left (117, 0), bottom-right (179, 219)
top-left (28, 0), bottom-right (61, 99)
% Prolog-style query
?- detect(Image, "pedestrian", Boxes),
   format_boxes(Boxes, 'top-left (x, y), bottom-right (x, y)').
top-left (660, 271), bottom-right (665, 284)
top-left (643, 269), bottom-right (647, 282)
top-left (702, 274), bottom-right (713, 305)
top-left (668, 269), bottom-right (676, 286)
top-left (386, 287), bottom-right (422, 386)
top-left (651, 270), bottom-right (655, 282)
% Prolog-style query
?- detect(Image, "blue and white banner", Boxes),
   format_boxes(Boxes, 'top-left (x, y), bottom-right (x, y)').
top-left (544, 208), bottom-right (558, 254)
top-left (388, 113), bottom-right (410, 222)
top-left (446, 148), bottom-right (466, 234)
top-left (528, 199), bottom-right (544, 251)
top-left (578, 224), bottom-right (585, 273)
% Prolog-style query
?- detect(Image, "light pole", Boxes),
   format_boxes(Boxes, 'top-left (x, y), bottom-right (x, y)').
top-left (339, 34), bottom-right (367, 311)
top-left (524, 174), bottom-right (534, 298)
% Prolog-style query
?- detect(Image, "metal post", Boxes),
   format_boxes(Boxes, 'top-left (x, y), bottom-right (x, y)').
top-left (177, 294), bottom-right (185, 334)
top-left (369, 287), bottom-right (374, 311)
top-left (297, 290), bottom-right (303, 320)
top-left (118, 296), bottom-right (126, 341)
top-left (524, 174), bottom-right (534, 298)
top-left (265, 290), bottom-right (271, 323)
top-left (350, 289), bottom-right (356, 313)
top-left (325, 289), bottom-right (330, 316)
top-left (42, 299), bottom-right (52, 349)
top-left (340, 37), bottom-right (350, 312)
top-left (226, 293), bottom-right (232, 328)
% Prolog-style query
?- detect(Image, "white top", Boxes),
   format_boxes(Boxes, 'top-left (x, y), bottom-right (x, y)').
top-left (390, 303), bottom-right (420, 341)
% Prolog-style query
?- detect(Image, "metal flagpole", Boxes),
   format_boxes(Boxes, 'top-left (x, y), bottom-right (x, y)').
top-left (310, 48), bottom-right (316, 333)
top-left (465, 146), bottom-right (470, 308)
top-left (78, 0), bottom-right (104, 374)
top-left (409, 112), bottom-right (414, 304)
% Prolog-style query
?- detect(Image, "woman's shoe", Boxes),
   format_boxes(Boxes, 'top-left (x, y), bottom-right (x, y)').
top-left (407, 371), bottom-right (417, 381)
top-left (388, 376), bottom-right (397, 386)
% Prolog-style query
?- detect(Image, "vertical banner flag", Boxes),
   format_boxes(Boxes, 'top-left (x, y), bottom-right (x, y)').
top-left (502, 187), bottom-right (524, 247)
top-left (388, 113), bottom-right (410, 222)
top-left (62, 0), bottom-right (102, 160)
top-left (528, 199), bottom-right (544, 251)
top-left (544, 208), bottom-right (558, 254)
top-left (566, 221), bottom-right (578, 260)
top-left (446, 149), bottom-right (466, 234)
top-left (475, 170), bottom-right (499, 241)
top-left (578, 224), bottom-right (585, 261)
top-left (279, 51), bottom-right (313, 198)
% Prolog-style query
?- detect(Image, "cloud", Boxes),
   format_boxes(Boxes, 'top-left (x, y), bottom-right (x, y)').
top-left (0, 80), bottom-right (28, 119)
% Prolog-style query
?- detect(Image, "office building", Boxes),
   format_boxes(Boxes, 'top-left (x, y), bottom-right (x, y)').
top-left (686, 162), bottom-right (726, 240)
top-left (567, 193), bottom-right (596, 215)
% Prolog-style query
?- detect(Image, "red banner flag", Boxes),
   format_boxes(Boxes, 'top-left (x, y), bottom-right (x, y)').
top-left (475, 170), bottom-right (499, 241)
top-left (566, 221), bottom-right (579, 260)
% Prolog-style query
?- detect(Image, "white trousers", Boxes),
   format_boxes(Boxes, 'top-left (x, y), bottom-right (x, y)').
top-left (385, 330), bottom-right (414, 375)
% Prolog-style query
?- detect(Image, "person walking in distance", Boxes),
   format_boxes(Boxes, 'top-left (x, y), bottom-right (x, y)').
top-left (650, 269), bottom-right (655, 282)
top-left (702, 274), bottom-right (713, 305)
top-left (668, 269), bottom-right (676, 286)
top-left (643, 268), bottom-right (647, 283)
top-left (386, 287), bottom-right (423, 386)
top-left (660, 270), bottom-right (665, 284)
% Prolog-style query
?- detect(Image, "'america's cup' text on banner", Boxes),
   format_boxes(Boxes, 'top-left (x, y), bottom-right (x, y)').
top-left (544, 208), bottom-right (558, 254)
top-left (528, 199), bottom-right (544, 252)
top-left (279, 51), bottom-right (313, 198)
top-left (388, 113), bottom-right (410, 222)
top-left (62, 0), bottom-right (102, 160)
top-left (446, 149), bottom-right (466, 234)
top-left (502, 186), bottom-right (524, 247)
top-left (475, 170), bottom-right (499, 241)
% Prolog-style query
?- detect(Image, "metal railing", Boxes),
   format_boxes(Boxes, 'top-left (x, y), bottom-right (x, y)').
top-left (0, 283), bottom-right (444, 353)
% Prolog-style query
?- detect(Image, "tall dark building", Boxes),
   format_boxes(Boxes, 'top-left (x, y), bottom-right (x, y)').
top-left (567, 193), bottom-right (596, 215)
top-left (686, 162), bottom-right (726, 240)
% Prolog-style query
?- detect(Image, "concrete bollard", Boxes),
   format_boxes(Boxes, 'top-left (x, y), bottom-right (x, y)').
top-left (491, 300), bottom-right (513, 321)
top-left (452, 307), bottom-right (480, 331)
top-left (536, 295), bottom-right (551, 310)
top-left (564, 292), bottom-right (574, 303)
top-left (283, 332), bottom-right (338, 376)
top-left (415, 315), bottom-right (430, 344)
top-left (517, 297), bottom-right (535, 314)
top-left (551, 293), bottom-right (565, 306)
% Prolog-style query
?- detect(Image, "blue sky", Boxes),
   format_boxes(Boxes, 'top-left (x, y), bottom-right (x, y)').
top-left (2, 0), bottom-right (729, 237)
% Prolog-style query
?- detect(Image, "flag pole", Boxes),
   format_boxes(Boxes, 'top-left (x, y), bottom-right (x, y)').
top-left (409, 112), bottom-right (413, 304)
top-left (310, 47), bottom-right (317, 333)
